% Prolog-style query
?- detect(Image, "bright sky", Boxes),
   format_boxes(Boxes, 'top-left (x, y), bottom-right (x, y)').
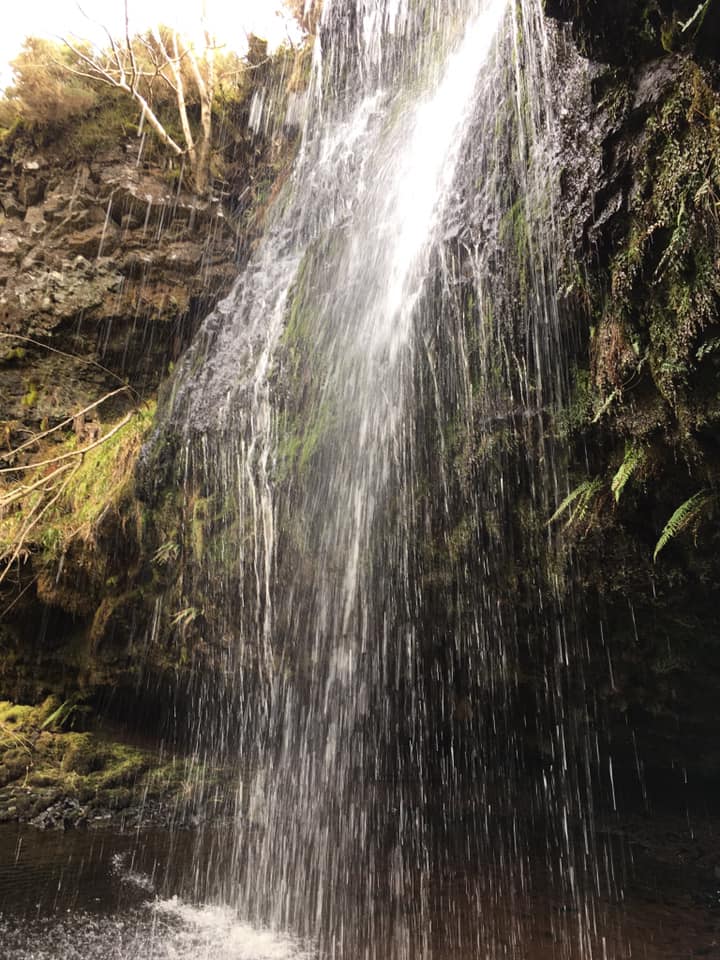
top-left (1, 0), bottom-right (301, 88)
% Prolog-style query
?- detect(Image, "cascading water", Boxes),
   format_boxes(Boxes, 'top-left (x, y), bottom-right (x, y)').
top-left (143, 1), bottom-right (625, 957)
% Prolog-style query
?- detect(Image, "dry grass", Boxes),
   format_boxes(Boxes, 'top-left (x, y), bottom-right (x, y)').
top-left (0, 396), bottom-right (156, 586)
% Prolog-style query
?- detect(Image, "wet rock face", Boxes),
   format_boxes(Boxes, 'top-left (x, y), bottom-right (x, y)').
top-left (545, 0), bottom-right (720, 65)
top-left (0, 136), bottom-right (243, 706)
top-left (0, 26), bottom-right (303, 705)
top-left (554, 52), bottom-right (700, 265)
top-left (544, 3), bottom-right (720, 786)
top-left (0, 140), bottom-right (237, 442)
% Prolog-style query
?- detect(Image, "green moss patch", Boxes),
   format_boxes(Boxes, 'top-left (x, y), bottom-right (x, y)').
top-left (0, 697), bottom-right (228, 829)
top-left (0, 403), bottom-right (156, 602)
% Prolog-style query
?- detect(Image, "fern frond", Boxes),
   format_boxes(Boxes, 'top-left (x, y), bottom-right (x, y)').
top-left (153, 540), bottom-right (180, 565)
top-left (547, 480), bottom-right (591, 526)
top-left (573, 478), bottom-right (603, 528)
top-left (592, 388), bottom-right (619, 424)
top-left (696, 337), bottom-right (720, 361)
top-left (653, 490), bottom-right (715, 561)
top-left (679, 0), bottom-right (713, 35)
top-left (611, 445), bottom-right (646, 503)
top-left (548, 478), bottom-right (602, 529)
top-left (170, 606), bottom-right (200, 628)
top-left (40, 694), bottom-right (83, 730)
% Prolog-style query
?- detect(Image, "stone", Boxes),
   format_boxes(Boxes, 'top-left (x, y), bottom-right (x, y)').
top-left (162, 241), bottom-right (204, 274)
top-left (18, 174), bottom-right (47, 208)
top-left (0, 192), bottom-right (25, 219)
top-left (0, 235), bottom-right (20, 258)
top-left (65, 222), bottom-right (121, 259)
top-left (23, 206), bottom-right (46, 235)
top-left (633, 56), bottom-right (684, 115)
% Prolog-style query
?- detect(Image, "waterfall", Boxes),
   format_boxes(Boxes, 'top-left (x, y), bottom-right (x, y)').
top-left (149, 0), bottom-right (622, 956)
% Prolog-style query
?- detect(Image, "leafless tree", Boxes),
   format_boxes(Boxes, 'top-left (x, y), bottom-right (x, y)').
top-left (62, 1), bottom-right (218, 195)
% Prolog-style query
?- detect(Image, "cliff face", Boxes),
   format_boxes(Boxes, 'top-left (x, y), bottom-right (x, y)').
top-left (0, 144), bottom-right (237, 419)
top-left (546, 0), bottom-right (720, 63)
top-left (0, 2), bottom-right (719, 823)
top-left (0, 48), bottom-right (301, 706)
top-left (543, 0), bottom-right (720, 784)
top-left (0, 144), bottom-right (235, 701)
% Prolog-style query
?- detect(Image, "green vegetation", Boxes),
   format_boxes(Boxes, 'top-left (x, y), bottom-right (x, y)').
top-left (0, 697), bottom-right (225, 826)
top-left (597, 61), bottom-right (720, 402)
top-left (0, 38), bottom-right (99, 132)
top-left (277, 403), bottom-right (334, 482)
top-left (653, 489), bottom-right (717, 561)
top-left (0, 402), bottom-right (156, 580)
top-left (611, 445), bottom-right (647, 504)
top-left (556, 52), bottom-right (720, 567)
top-left (548, 477), bottom-right (604, 532)
top-left (0, 38), bottom-right (138, 153)
top-left (0, 22), bottom-right (313, 195)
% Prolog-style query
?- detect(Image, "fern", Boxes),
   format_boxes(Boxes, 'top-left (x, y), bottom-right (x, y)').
top-left (170, 606), bottom-right (200, 628)
top-left (153, 540), bottom-right (180, 566)
top-left (696, 337), bottom-right (720, 361)
top-left (547, 481), bottom-right (589, 525)
top-left (40, 694), bottom-right (86, 730)
top-left (591, 388), bottom-right (619, 424)
top-left (611, 445), bottom-right (646, 503)
top-left (653, 490), bottom-right (716, 561)
top-left (548, 478), bottom-right (602, 530)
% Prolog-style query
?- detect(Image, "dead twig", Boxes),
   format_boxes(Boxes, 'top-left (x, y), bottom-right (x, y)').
top-left (0, 462), bottom-right (74, 509)
top-left (0, 413), bottom-right (133, 475)
top-left (4, 386), bottom-right (131, 462)
top-left (0, 463), bottom-right (81, 586)
top-left (0, 575), bottom-right (39, 620)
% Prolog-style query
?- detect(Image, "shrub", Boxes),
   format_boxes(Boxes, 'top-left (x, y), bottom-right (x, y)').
top-left (0, 37), bottom-right (98, 131)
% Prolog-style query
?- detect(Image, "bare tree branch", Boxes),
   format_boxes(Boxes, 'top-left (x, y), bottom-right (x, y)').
top-left (1, 463), bottom-right (74, 509)
top-left (0, 464), bottom-right (81, 586)
top-left (161, 29), bottom-right (195, 158)
top-left (124, 0), bottom-right (140, 92)
top-left (60, 10), bottom-right (227, 196)
top-left (0, 413), bottom-right (134, 476)
top-left (63, 34), bottom-right (186, 156)
top-left (4, 386), bottom-right (131, 463)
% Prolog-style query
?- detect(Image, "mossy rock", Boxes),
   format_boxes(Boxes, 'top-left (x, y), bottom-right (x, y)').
top-left (0, 698), bottom-right (232, 827)
top-left (60, 733), bottom-right (108, 775)
top-left (0, 760), bottom-right (28, 787)
top-left (95, 748), bottom-right (150, 788)
top-left (0, 702), bottom-right (35, 726)
top-left (94, 786), bottom-right (133, 810)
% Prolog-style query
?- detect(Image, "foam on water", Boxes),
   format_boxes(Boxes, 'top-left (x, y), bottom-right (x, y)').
top-left (154, 899), bottom-right (315, 960)
top-left (0, 900), bottom-right (313, 960)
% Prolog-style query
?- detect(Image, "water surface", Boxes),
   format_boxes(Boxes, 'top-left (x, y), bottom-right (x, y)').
top-left (1, 821), bottom-right (718, 959)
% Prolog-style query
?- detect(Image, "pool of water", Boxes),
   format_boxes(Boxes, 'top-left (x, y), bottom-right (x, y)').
top-left (1, 821), bottom-right (719, 959)
top-left (0, 824), bottom-right (312, 960)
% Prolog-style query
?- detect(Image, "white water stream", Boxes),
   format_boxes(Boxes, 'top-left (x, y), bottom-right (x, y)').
top-left (159, 1), bottom-right (608, 957)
